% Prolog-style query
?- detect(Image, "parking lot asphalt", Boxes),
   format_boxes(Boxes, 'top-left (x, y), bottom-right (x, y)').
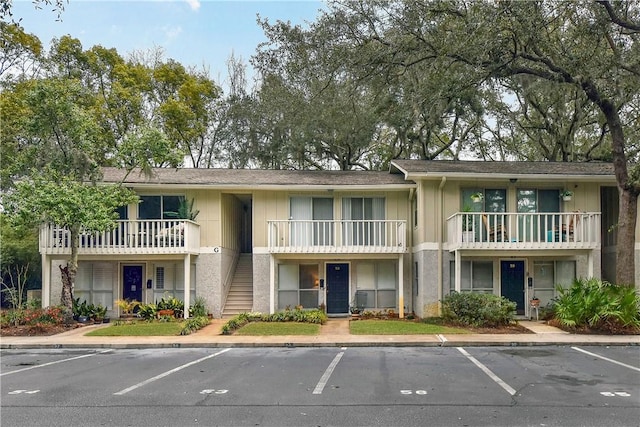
top-left (1, 345), bottom-right (639, 427)
top-left (1, 319), bottom-right (638, 349)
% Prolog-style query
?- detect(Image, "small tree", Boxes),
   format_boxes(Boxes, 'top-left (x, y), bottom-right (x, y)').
top-left (0, 215), bottom-right (40, 309)
top-left (5, 171), bottom-right (137, 320)
top-left (1, 78), bottom-right (178, 321)
top-left (1, 263), bottom-right (30, 309)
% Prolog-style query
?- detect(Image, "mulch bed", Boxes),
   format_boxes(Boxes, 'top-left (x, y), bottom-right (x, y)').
top-left (546, 318), bottom-right (640, 335)
top-left (465, 323), bottom-right (534, 334)
top-left (0, 322), bottom-right (89, 337)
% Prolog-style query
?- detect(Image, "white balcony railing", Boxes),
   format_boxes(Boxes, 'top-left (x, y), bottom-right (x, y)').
top-left (40, 220), bottom-right (200, 255)
top-left (268, 220), bottom-right (406, 253)
top-left (447, 212), bottom-right (600, 250)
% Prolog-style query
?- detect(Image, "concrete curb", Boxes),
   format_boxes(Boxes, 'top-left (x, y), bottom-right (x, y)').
top-left (2, 319), bottom-right (639, 350)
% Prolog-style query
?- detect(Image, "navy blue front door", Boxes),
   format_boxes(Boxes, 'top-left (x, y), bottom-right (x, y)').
top-left (501, 261), bottom-right (525, 313)
top-left (123, 265), bottom-right (143, 302)
top-left (326, 263), bottom-right (349, 314)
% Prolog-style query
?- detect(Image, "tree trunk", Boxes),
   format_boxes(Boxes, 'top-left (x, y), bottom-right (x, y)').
top-left (581, 84), bottom-right (637, 285)
top-left (617, 187), bottom-right (637, 285)
top-left (59, 264), bottom-right (75, 323)
top-left (59, 226), bottom-right (80, 323)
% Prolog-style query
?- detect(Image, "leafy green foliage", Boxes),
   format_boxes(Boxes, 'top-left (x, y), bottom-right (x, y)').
top-left (179, 316), bottom-right (210, 335)
top-left (441, 292), bottom-right (516, 327)
top-left (156, 294), bottom-right (184, 318)
top-left (553, 278), bottom-right (640, 330)
top-left (136, 303), bottom-right (157, 320)
top-left (164, 197), bottom-right (200, 221)
top-left (188, 296), bottom-right (208, 317)
top-left (221, 308), bottom-right (328, 335)
top-left (1, 306), bottom-right (65, 327)
top-left (4, 171), bottom-right (137, 233)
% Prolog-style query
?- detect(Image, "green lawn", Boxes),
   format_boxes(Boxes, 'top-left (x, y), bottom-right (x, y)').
top-left (86, 321), bottom-right (183, 336)
top-left (234, 322), bottom-right (320, 336)
top-left (350, 319), bottom-right (470, 335)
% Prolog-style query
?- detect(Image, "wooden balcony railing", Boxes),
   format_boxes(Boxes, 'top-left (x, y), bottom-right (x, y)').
top-left (40, 220), bottom-right (200, 255)
top-left (446, 212), bottom-right (600, 250)
top-left (268, 220), bottom-right (406, 253)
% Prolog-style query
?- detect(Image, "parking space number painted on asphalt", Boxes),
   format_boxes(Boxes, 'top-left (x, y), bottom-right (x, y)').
top-left (401, 390), bottom-right (428, 395)
top-left (200, 389), bottom-right (228, 395)
top-left (600, 391), bottom-right (631, 397)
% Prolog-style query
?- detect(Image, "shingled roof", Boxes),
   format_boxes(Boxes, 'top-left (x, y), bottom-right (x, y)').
top-left (101, 167), bottom-right (414, 188)
top-left (390, 160), bottom-right (614, 179)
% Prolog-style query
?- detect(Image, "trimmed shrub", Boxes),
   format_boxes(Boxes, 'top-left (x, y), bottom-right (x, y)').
top-left (189, 296), bottom-right (208, 318)
top-left (180, 316), bottom-right (210, 335)
top-left (441, 292), bottom-right (516, 327)
top-left (221, 308), bottom-right (328, 335)
top-left (137, 303), bottom-right (158, 320)
top-left (553, 278), bottom-right (640, 330)
top-left (157, 295), bottom-right (184, 318)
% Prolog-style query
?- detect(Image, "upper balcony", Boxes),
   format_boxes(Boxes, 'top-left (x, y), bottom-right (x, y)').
top-left (40, 220), bottom-right (201, 256)
top-left (447, 212), bottom-right (601, 251)
top-left (268, 220), bottom-right (407, 254)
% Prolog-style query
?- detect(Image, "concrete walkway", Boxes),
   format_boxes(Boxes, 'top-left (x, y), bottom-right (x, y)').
top-left (1, 319), bottom-right (638, 349)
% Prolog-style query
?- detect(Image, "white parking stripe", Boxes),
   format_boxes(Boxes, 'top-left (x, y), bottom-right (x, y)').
top-left (572, 346), bottom-right (640, 372)
top-left (457, 347), bottom-right (516, 396)
top-left (0, 350), bottom-right (112, 377)
top-left (113, 348), bottom-right (231, 395)
top-left (313, 350), bottom-right (345, 395)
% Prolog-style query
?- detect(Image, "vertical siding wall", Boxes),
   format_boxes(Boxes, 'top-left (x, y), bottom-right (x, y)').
top-left (221, 193), bottom-right (243, 251)
top-left (192, 189), bottom-right (221, 248)
top-left (253, 190), bottom-right (288, 249)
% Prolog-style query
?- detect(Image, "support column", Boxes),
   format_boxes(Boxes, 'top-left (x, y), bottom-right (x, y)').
top-left (42, 254), bottom-right (51, 308)
top-left (183, 255), bottom-right (191, 319)
top-left (454, 250), bottom-right (461, 293)
top-left (398, 255), bottom-right (404, 319)
top-left (270, 256), bottom-right (275, 313)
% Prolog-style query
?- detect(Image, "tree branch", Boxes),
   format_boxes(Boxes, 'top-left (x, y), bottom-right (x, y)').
top-left (596, 0), bottom-right (640, 32)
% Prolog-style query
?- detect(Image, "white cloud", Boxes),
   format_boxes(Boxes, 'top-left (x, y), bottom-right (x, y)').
top-left (184, 0), bottom-right (201, 11)
top-left (163, 25), bottom-right (183, 41)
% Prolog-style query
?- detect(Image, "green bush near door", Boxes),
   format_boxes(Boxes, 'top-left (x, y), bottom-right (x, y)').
top-left (553, 278), bottom-right (640, 330)
top-left (441, 292), bottom-right (516, 327)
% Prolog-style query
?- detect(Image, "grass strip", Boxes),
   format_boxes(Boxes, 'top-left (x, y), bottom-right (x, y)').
top-left (86, 321), bottom-right (183, 336)
top-left (350, 319), bottom-right (469, 335)
top-left (234, 322), bottom-right (320, 336)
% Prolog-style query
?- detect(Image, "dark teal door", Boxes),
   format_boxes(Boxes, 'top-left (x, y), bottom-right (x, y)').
top-left (123, 265), bottom-right (143, 302)
top-left (501, 261), bottom-right (525, 313)
top-left (326, 263), bottom-right (349, 314)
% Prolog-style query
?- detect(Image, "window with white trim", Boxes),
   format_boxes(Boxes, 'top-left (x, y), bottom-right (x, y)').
top-left (342, 197), bottom-right (385, 245)
top-left (449, 260), bottom-right (494, 294)
top-left (355, 261), bottom-right (396, 309)
top-left (289, 197), bottom-right (334, 246)
top-left (532, 260), bottom-right (575, 307)
top-left (153, 263), bottom-right (196, 303)
top-left (277, 264), bottom-right (319, 309)
top-left (75, 262), bottom-right (114, 310)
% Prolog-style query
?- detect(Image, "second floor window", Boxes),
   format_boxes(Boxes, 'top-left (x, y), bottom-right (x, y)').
top-left (290, 197), bottom-right (334, 246)
top-left (139, 195), bottom-right (183, 220)
top-left (461, 189), bottom-right (506, 212)
top-left (517, 189), bottom-right (561, 241)
top-left (343, 197), bottom-right (385, 245)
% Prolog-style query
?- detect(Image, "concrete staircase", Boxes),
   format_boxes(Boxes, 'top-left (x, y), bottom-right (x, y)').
top-left (222, 254), bottom-right (253, 317)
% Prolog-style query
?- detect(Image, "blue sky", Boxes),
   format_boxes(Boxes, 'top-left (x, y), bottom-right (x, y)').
top-left (12, 0), bottom-right (325, 84)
